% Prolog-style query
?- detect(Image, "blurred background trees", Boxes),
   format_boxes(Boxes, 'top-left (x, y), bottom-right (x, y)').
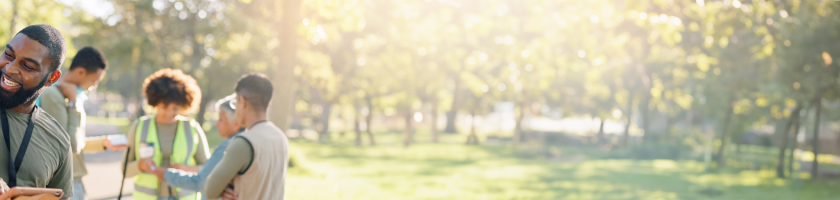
top-left (5, 0), bottom-right (840, 178)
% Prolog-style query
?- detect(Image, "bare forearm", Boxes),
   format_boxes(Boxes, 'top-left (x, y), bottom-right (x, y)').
top-left (82, 137), bottom-right (106, 153)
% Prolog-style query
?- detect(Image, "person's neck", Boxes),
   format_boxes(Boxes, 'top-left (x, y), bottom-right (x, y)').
top-left (62, 74), bottom-right (82, 86)
top-left (244, 111), bottom-right (268, 129)
top-left (155, 115), bottom-right (177, 124)
top-left (12, 103), bottom-right (35, 114)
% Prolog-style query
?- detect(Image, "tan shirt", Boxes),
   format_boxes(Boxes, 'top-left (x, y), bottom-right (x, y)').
top-left (206, 121), bottom-right (288, 200)
top-left (122, 119), bottom-right (210, 197)
top-left (0, 108), bottom-right (74, 198)
top-left (39, 86), bottom-right (107, 182)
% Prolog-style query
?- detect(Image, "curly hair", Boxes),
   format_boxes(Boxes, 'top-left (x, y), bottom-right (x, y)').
top-left (142, 68), bottom-right (202, 113)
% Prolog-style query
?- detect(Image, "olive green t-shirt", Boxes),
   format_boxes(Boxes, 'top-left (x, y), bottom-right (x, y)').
top-left (0, 108), bottom-right (74, 198)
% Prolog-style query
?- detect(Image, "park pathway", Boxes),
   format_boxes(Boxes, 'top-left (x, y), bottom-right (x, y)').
top-left (82, 123), bottom-right (134, 200)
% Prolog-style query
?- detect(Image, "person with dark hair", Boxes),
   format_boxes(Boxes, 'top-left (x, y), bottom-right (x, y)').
top-left (205, 73), bottom-right (289, 200)
top-left (36, 46), bottom-right (125, 200)
top-left (121, 68), bottom-right (210, 200)
top-left (146, 94), bottom-right (243, 200)
top-left (0, 24), bottom-right (74, 199)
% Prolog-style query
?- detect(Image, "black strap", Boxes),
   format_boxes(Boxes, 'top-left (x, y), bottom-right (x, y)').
top-left (117, 146), bottom-right (130, 200)
top-left (1, 109), bottom-right (35, 187)
top-left (249, 120), bottom-right (268, 129)
top-left (236, 136), bottom-right (255, 175)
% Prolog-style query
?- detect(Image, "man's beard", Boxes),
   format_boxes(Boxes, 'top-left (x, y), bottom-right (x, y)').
top-left (0, 73), bottom-right (49, 109)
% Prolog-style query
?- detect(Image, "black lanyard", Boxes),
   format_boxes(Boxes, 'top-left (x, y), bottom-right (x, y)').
top-left (0, 109), bottom-right (35, 187)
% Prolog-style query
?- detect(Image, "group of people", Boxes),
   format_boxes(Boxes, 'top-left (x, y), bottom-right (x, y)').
top-left (0, 24), bottom-right (290, 200)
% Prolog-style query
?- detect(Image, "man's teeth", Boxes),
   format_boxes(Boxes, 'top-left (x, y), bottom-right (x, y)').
top-left (3, 76), bottom-right (18, 87)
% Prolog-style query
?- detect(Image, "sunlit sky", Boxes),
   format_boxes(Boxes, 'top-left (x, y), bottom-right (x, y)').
top-left (57, 0), bottom-right (114, 18)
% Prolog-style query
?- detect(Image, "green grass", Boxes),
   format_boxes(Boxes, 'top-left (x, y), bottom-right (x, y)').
top-left (284, 132), bottom-right (840, 200)
top-left (85, 118), bottom-right (840, 199)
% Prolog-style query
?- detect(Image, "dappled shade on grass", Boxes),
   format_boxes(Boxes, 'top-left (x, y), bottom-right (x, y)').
top-left (283, 133), bottom-right (840, 200)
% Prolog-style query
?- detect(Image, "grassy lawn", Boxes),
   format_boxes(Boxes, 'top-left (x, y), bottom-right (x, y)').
top-left (87, 118), bottom-right (840, 199)
top-left (284, 132), bottom-right (840, 200)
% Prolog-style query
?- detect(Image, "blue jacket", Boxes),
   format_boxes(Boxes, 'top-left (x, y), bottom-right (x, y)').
top-left (163, 130), bottom-right (242, 200)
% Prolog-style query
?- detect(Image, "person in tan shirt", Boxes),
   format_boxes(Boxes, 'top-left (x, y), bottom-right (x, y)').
top-left (0, 24), bottom-right (75, 199)
top-left (206, 73), bottom-right (289, 200)
top-left (37, 47), bottom-right (127, 200)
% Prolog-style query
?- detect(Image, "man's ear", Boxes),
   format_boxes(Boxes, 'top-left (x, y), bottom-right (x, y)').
top-left (239, 96), bottom-right (250, 111)
top-left (45, 70), bottom-right (62, 87)
top-left (76, 67), bottom-right (87, 76)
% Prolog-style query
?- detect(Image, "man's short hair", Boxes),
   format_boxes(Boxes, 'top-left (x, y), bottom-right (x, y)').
top-left (17, 24), bottom-right (66, 71)
top-left (69, 47), bottom-right (107, 72)
top-left (216, 94), bottom-right (237, 121)
top-left (234, 73), bottom-right (273, 111)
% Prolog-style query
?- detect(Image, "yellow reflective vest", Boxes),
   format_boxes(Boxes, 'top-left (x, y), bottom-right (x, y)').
top-left (133, 116), bottom-right (201, 200)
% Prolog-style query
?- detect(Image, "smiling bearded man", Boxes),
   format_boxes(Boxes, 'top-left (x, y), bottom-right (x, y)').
top-left (0, 24), bottom-right (75, 200)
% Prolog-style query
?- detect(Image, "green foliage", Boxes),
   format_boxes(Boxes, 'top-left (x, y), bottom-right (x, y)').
top-left (5, 0), bottom-right (840, 183)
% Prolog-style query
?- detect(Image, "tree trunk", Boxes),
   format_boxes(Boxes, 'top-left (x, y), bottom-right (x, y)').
top-left (431, 102), bottom-right (439, 143)
top-left (269, 0), bottom-right (302, 131)
top-left (776, 103), bottom-right (802, 178)
top-left (466, 109), bottom-right (479, 145)
top-left (513, 102), bottom-right (526, 146)
top-left (811, 95), bottom-right (823, 179)
top-left (597, 117), bottom-right (606, 145)
top-left (189, 11), bottom-right (208, 129)
top-left (444, 81), bottom-right (460, 133)
top-left (9, 0), bottom-right (19, 40)
top-left (354, 106), bottom-right (362, 146)
top-left (195, 89), bottom-right (212, 125)
top-left (187, 14), bottom-right (203, 74)
top-left (136, 97), bottom-right (146, 118)
top-left (365, 95), bottom-right (376, 146)
top-left (339, 115), bottom-right (347, 138)
top-left (623, 93), bottom-right (635, 147)
top-left (319, 103), bottom-right (332, 143)
top-left (403, 111), bottom-right (413, 147)
top-left (640, 95), bottom-right (652, 143)
top-left (787, 113), bottom-right (803, 176)
top-left (134, 58), bottom-right (146, 119)
top-left (716, 99), bottom-right (735, 168)
top-left (665, 110), bottom-right (674, 142)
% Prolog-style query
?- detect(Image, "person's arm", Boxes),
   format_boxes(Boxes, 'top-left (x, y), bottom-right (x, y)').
top-left (82, 137), bottom-right (106, 153)
top-left (83, 136), bottom-right (128, 153)
top-left (121, 121), bottom-right (142, 178)
top-left (40, 89), bottom-right (83, 154)
top-left (204, 138), bottom-right (253, 199)
top-left (161, 143), bottom-right (225, 191)
top-left (47, 144), bottom-right (75, 199)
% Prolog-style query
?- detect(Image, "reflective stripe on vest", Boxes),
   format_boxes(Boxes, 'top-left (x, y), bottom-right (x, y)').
top-left (133, 116), bottom-right (200, 200)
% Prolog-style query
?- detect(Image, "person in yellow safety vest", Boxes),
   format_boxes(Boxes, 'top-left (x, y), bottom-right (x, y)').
top-left (121, 69), bottom-right (210, 200)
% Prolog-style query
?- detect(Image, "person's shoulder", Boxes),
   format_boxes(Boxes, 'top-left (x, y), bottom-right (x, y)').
top-left (136, 115), bottom-right (153, 123)
top-left (251, 122), bottom-right (283, 133)
top-left (32, 107), bottom-right (71, 146)
top-left (34, 106), bottom-right (65, 131)
top-left (229, 136), bottom-right (253, 149)
top-left (176, 116), bottom-right (200, 126)
top-left (39, 86), bottom-right (62, 100)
